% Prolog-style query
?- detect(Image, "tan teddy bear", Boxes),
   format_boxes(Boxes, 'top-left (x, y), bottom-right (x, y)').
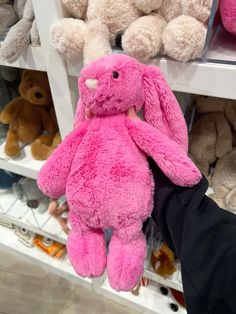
top-left (0, 70), bottom-right (57, 157)
top-left (209, 148), bottom-right (236, 212)
top-left (123, 0), bottom-right (214, 62)
top-left (189, 96), bottom-right (236, 177)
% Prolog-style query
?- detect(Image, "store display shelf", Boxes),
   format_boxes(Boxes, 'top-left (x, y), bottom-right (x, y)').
top-left (67, 50), bottom-right (236, 100)
top-left (0, 143), bottom-right (44, 179)
top-left (0, 46), bottom-right (46, 71)
top-left (0, 189), bottom-right (67, 244)
top-left (99, 278), bottom-right (186, 314)
top-left (206, 27), bottom-right (236, 64)
top-left (144, 268), bottom-right (183, 293)
top-left (0, 224), bottom-right (92, 289)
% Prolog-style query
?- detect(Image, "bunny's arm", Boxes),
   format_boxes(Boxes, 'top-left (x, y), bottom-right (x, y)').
top-left (126, 118), bottom-right (202, 186)
top-left (37, 122), bottom-right (89, 199)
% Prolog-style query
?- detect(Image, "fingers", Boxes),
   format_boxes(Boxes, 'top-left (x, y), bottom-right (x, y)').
top-left (127, 107), bottom-right (140, 120)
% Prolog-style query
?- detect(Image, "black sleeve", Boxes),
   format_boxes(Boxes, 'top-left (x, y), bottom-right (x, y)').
top-left (148, 158), bottom-right (236, 314)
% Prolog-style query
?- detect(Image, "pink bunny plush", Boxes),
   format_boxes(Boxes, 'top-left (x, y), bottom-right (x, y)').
top-left (37, 54), bottom-right (201, 291)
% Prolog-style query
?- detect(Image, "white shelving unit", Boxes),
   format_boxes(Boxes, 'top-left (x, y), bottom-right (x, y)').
top-left (0, 143), bottom-right (44, 179)
top-left (0, 224), bottom-right (92, 290)
top-left (99, 278), bottom-right (186, 314)
top-left (0, 0), bottom-right (235, 312)
top-left (0, 46), bottom-right (46, 71)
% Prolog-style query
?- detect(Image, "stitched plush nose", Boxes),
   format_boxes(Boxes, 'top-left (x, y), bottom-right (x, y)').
top-left (85, 79), bottom-right (98, 89)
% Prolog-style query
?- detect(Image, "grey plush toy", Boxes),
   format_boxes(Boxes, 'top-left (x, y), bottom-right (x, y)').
top-left (12, 177), bottom-right (49, 214)
top-left (0, 0), bottom-right (40, 63)
top-left (0, 0), bottom-right (18, 41)
top-left (0, 66), bottom-right (20, 144)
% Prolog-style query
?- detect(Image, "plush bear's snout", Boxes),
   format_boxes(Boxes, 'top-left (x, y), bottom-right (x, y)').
top-left (85, 79), bottom-right (98, 90)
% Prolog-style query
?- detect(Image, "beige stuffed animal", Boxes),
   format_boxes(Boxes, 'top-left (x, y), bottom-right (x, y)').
top-left (209, 148), bottom-right (236, 212)
top-left (123, 0), bottom-right (213, 62)
top-left (50, 0), bottom-right (163, 64)
top-left (189, 96), bottom-right (236, 176)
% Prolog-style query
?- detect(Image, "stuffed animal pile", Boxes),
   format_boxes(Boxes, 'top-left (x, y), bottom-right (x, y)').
top-left (51, 0), bottom-right (213, 64)
top-left (0, 69), bottom-right (58, 158)
top-left (0, 0), bottom-right (40, 63)
top-left (38, 54), bottom-right (201, 291)
top-left (189, 96), bottom-right (236, 212)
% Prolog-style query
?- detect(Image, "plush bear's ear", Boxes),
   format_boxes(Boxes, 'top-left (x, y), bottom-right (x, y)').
top-left (21, 70), bottom-right (34, 80)
top-left (142, 65), bottom-right (188, 152)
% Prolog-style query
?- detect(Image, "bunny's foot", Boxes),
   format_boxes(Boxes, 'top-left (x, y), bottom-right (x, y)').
top-left (107, 223), bottom-right (146, 291)
top-left (67, 226), bottom-right (106, 278)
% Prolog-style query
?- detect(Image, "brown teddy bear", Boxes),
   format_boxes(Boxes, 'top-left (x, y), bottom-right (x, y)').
top-left (0, 70), bottom-right (57, 157)
top-left (31, 131), bottom-right (61, 160)
top-left (189, 96), bottom-right (236, 177)
top-left (31, 107), bottom-right (61, 160)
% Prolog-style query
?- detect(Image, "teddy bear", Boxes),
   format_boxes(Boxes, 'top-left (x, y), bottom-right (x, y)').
top-left (122, 0), bottom-right (214, 62)
top-left (220, 0), bottom-right (236, 36)
top-left (12, 177), bottom-right (49, 214)
top-left (0, 66), bottom-right (20, 144)
top-left (31, 107), bottom-right (60, 160)
top-left (0, 70), bottom-right (58, 157)
top-left (189, 96), bottom-right (236, 177)
top-left (209, 148), bottom-right (236, 212)
top-left (31, 131), bottom-right (61, 160)
top-left (0, 0), bottom-right (40, 63)
top-left (50, 0), bottom-right (163, 64)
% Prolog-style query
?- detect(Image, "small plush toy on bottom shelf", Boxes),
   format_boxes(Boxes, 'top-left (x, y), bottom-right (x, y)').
top-left (38, 54), bottom-right (201, 291)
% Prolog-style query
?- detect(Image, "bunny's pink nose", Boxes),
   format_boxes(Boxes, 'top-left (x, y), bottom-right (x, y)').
top-left (85, 79), bottom-right (98, 89)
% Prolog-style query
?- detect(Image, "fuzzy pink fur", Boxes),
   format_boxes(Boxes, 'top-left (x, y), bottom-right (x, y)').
top-left (38, 54), bottom-right (201, 291)
top-left (220, 0), bottom-right (236, 36)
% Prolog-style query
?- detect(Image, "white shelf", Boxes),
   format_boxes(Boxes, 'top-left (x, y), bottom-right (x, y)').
top-left (144, 267), bottom-right (183, 293)
top-left (0, 189), bottom-right (67, 244)
top-left (67, 51), bottom-right (236, 100)
top-left (99, 278), bottom-right (186, 314)
top-left (0, 143), bottom-right (44, 179)
top-left (0, 46), bottom-right (46, 71)
top-left (0, 224), bottom-right (92, 289)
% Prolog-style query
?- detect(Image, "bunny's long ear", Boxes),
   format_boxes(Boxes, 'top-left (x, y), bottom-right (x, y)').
top-left (143, 65), bottom-right (188, 152)
top-left (74, 97), bottom-right (85, 129)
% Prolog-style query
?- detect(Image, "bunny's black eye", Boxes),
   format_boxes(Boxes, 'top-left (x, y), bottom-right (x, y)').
top-left (112, 71), bottom-right (119, 79)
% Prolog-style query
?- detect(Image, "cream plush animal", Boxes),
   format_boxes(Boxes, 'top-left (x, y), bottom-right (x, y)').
top-left (189, 96), bottom-right (236, 177)
top-left (50, 0), bottom-right (163, 64)
top-left (123, 0), bottom-right (214, 62)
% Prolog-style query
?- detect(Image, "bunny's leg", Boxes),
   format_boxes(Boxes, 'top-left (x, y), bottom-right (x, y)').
top-left (67, 211), bottom-right (107, 278)
top-left (107, 221), bottom-right (146, 291)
